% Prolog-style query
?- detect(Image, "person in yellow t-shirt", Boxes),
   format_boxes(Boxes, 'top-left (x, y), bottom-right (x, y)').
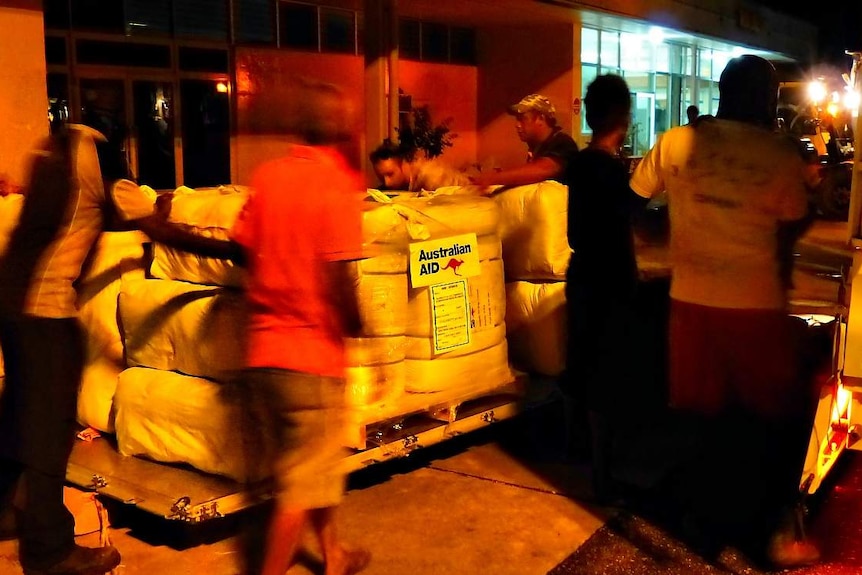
top-left (630, 55), bottom-right (818, 569)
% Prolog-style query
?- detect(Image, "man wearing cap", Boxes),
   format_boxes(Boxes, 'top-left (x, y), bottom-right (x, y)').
top-left (471, 93), bottom-right (579, 189)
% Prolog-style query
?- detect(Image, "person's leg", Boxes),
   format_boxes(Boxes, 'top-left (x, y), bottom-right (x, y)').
top-left (259, 504), bottom-right (306, 575)
top-left (310, 507), bottom-right (370, 575)
top-left (11, 318), bottom-right (80, 569)
top-left (7, 318), bottom-right (120, 574)
top-left (727, 311), bottom-right (819, 566)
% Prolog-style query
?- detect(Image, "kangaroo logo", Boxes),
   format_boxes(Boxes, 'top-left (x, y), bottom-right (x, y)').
top-left (441, 258), bottom-right (465, 276)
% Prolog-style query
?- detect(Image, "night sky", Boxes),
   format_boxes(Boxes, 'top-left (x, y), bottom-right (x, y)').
top-left (755, 0), bottom-right (862, 70)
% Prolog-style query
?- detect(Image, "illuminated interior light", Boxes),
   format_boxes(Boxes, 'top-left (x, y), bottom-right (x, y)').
top-left (648, 27), bottom-right (664, 45)
top-left (827, 102), bottom-right (840, 116)
top-left (216, 82), bottom-right (229, 94)
top-left (808, 81), bottom-right (827, 104)
top-left (844, 90), bottom-right (860, 112)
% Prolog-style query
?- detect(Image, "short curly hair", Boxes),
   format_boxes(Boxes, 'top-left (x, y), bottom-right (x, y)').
top-left (584, 74), bottom-right (632, 136)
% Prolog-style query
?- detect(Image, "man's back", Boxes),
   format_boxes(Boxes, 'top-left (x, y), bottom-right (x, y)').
top-left (631, 118), bottom-right (807, 309)
top-left (233, 145), bottom-right (363, 376)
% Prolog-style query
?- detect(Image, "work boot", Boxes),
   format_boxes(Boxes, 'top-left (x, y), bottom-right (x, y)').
top-left (22, 544), bottom-right (121, 575)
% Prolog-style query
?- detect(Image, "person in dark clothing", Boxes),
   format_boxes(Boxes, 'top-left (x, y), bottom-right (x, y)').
top-left (563, 74), bottom-right (647, 501)
top-left (0, 124), bottom-right (237, 575)
top-left (471, 93), bottom-right (579, 190)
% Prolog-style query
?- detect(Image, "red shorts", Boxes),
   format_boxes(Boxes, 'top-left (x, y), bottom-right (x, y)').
top-left (669, 300), bottom-right (810, 420)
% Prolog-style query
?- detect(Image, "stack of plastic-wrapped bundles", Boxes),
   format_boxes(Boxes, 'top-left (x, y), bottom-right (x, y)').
top-left (0, 192), bottom-right (25, 381)
top-left (109, 185), bottom-right (513, 481)
top-left (492, 181), bottom-right (571, 378)
top-left (363, 193), bottom-right (512, 395)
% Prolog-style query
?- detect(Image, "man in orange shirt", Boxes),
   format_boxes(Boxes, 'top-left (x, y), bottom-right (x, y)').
top-left (230, 80), bottom-right (370, 575)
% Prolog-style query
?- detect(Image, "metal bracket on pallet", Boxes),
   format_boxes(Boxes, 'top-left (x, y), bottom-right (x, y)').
top-left (481, 410), bottom-right (497, 424)
top-left (91, 474), bottom-right (108, 490)
top-left (166, 496), bottom-right (223, 523)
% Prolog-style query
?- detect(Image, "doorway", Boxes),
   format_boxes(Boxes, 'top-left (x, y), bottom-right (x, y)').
top-left (77, 74), bottom-right (232, 190)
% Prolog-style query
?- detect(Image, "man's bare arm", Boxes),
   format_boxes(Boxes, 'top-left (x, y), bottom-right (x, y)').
top-left (133, 215), bottom-right (246, 265)
top-left (470, 157), bottom-right (562, 191)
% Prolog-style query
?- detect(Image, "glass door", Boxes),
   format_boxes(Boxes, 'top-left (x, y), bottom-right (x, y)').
top-left (132, 80), bottom-right (176, 190)
top-left (180, 79), bottom-right (230, 188)
top-left (630, 92), bottom-right (656, 157)
top-left (79, 78), bottom-right (131, 180)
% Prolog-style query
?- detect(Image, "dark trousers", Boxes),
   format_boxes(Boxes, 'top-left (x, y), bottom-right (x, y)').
top-left (0, 316), bottom-right (83, 569)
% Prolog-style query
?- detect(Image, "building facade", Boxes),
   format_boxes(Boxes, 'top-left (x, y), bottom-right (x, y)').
top-left (1, 0), bottom-right (816, 189)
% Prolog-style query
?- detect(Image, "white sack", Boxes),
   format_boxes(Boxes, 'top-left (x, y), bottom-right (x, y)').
top-left (76, 230), bottom-right (150, 432)
top-left (119, 278), bottom-right (247, 382)
top-left (406, 259), bottom-right (506, 337)
top-left (0, 193), bottom-right (24, 255)
top-left (505, 280), bottom-right (567, 377)
top-left (494, 180), bottom-right (572, 281)
top-left (114, 367), bottom-right (247, 481)
top-left (404, 322), bottom-right (506, 360)
top-left (150, 186), bottom-right (249, 287)
top-left (404, 340), bottom-right (513, 393)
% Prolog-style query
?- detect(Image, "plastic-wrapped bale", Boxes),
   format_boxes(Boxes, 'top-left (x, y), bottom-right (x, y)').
top-left (0, 193), bottom-right (25, 376)
top-left (76, 230), bottom-right (150, 432)
top-left (349, 250), bottom-right (408, 338)
top-left (344, 336), bottom-right (406, 407)
top-left (505, 281), bottom-right (567, 377)
top-left (383, 194), bottom-right (512, 393)
top-left (113, 367), bottom-right (248, 481)
top-left (493, 180), bottom-right (572, 281)
top-left (404, 259), bottom-right (511, 393)
top-left (347, 215), bottom-right (411, 405)
top-left (119, 277), bottom-right (247, 383)
top-left (150, 185), bottom-right (249, 287)
top-left (0, 193), bottom-right (23, 255)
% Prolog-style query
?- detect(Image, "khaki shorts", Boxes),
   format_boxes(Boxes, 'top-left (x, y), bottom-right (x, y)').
top-left (239, 368), bottom-right (348, 510)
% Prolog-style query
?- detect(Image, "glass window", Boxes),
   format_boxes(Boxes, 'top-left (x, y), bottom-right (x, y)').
top-left (655, 73), bottom-right (671, 133)
top-left (279, 2), bottom-right (318, 50)
top-left (450, 27), bottom-right (476, 65)
top-left (44, 0), bottom-right (70, 29)
top-left (698, 49), bottom-right (712, 79)
top-left (76, 40), bottom-right (171, 68)
top-left (623, 71), bottom-right (652, 93)
top-left (71, 0), bottom-right (124, 32)
top-left (655, 43), bottom-right (670, 74)
top-left (581, 27), bottom-right (599, 64)
top-left (581, 64), bottom-right (598, 134)
top-left (400, 19), bottom-right (421, 60)
top-left (321, 8), bottom-right (355, 54)
top-left (174, 0), bottom-right (228, 39)
top-left (125, 0), bottom-right (172, 36)
top-left (45, 36), bottom-right (67, 66)
top-left (235, 0), bottom-right (275, 44)
top-left (620, 32), bottom-right (650, 72)
top-left (178, 48), bottom-right (229, 72)
top-left (48, 73), bottom-right (70, 127)
top-left (712, 50), bottom-right (732, 81)
top-left (600, 30), bottom-right (619, 68)
top-left (421, 22), bottom-right (448, 63)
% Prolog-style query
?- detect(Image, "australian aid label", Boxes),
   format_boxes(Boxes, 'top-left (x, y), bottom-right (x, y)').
top-left (430, 280), bottom-right (471, 353)
top-left (408, 233), bottom-right (480, 289)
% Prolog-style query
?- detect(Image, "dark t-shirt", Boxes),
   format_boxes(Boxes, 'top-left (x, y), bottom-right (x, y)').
top-left (530, 130), bottom-right (579, 184)
top-left (565, 147), bottom-right (638, 298)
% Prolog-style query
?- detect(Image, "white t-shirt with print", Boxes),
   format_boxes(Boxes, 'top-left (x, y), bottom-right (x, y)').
top-left (630, 118), bottom-right (808, 310)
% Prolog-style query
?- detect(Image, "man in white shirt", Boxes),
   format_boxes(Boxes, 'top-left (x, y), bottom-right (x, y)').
top-left (0, 124), bottom-right (236, 575)
top-left (630, 55), bottom-right (818, 569)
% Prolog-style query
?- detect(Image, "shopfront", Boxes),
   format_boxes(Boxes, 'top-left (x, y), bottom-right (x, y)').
top-left (577, 12), bottom-right (792, 156)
